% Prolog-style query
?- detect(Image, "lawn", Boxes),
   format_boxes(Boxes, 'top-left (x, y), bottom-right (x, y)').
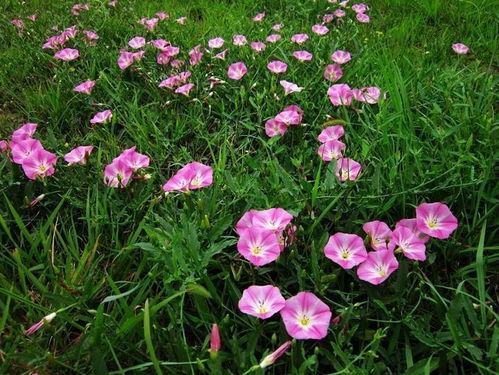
top-left (0, 0), bottom-right (497, 374)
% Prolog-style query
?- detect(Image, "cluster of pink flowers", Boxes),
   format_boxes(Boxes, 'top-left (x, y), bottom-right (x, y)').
top-left (11, 14), bottom-right (37, 35)
top-left (103, 147), bottom-right (150, 188)
top-left (71, 3), bottom-right (90, 16)
top-left (265, 105), bottom-right (303, 137)
top-left (324, 202), bottom-right (458, 284)
top-left (2, 123), bottom-right (57, 180)
top-left (235, 208), bottom-right (295, 266)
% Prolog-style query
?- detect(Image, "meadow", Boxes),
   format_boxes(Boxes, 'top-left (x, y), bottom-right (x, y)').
top-left (0, 0), bottom-right (498, 374)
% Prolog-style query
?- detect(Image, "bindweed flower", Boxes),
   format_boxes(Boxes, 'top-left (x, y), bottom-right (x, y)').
top-left (452, 43), bottom-right (469, 55)
top-left (54, 48), bottom-right (79, 61)
top-left (119, 147), bottom-right (149, 172)
top-left (312, 24), bottom-right (329, 35)
top-left (156, 12), bottom-right (169, 20)
top-left (128, 36), bottom-right (146, 49)
top-left (335, 157), bottom-right (361, 181)
top-left (189, 45), bottom-right (203, 65)
top-left (291, 34), bottom-right (309, 44)
top-left (415, 202), bottom-right (458, 239)
top-left (280, 292), bottom-right (332, 340)
top-left (275, 109), bottom-right (302, 126)
top-left (73, 80), bottom-right (95, 95)
top-left (352, 3), bottom-right (369, 13)
top-left (265, 119), bottom-right (288, 137)
top-left (267, 60), bottom-right (288, 74)
top-left (208, 37), bottom-right (225, 49)
top-left (213, 49), bottom-right (227, 59)
top-left (83, 30), bottom-right (99, 41)
top-left (331, 50), bottom-right (351, 64)
top-left (324, 64), bottom-right (343, 82)
top-left (104, 158), bottom-right (133, 188)
top-left (280, 80), bottom-right (303, 96)
top-left (293, 50), bottom-right (313, 62)
top-left (266, 34), bottom-right (282, 43)
top-left (12, 123), bottom-right (37, 143)
top-left (151, 39), bottom-right (170, 50)
top-left (227, 62), bottom-right (247, 80)
top-left (250, 41), bottom-right (266, 52)
top-left (328, 84), bottom-right (353, 106)
top-left (323, 14), bottom-right (334, 23)
top-left (334, 9), bottom-right (346, 17)
top-left (64, 146), bottom-right (94, 165)
top-left (162, 162), bottom-right (213, 192)
top-left (237, 227), bottom-right (281, 266)
top-left (159, 75), bottom-right (181, 88)
top-left (339, 0), bottom-right (350, 7)
top-left (356, 13), bottom-right (370, 23)
top-left (363, 221), bottom-right (393, 251)
top-left (176, 16), bottom-right (187, 24)
top-left (140, 17), bottom-right (159, 30)
top-left (395, 218), bottom-right (430, 243)
top-left (324, 232), bottom-right (368, 269)
top-left (272, 23), bottom-right (284, 31)
top-left (0, 140), bottom-right (8, 153)
top-left (352, 87), bottom-right (382, 104)
top-left (170, 59), bottom-right (184, 68)
top-left (260, 341), bottom-right (292, 368)
top-left (238, 285), bottom-right (285, 319)
top-left (25, 312), bottom-right (57, 336)
top-left (90, 110), bottom-right (112, 125)
top-left (357, 250), bottom-right (399, 285)
top-left (389, 226), bottom-right (426, 261)
top-left (118, 51), bottom-right (135, 69)
top-left (22, 148), bottom-right (57, 180)
top-left (317, 140), bottom-right (346, 161)
top-left (232, 34), bottom-right (247, 46)
top-left (27, 194), bottom-right (45, 207)
top-left (317, 125), bottom-right (345, 142)
top-left (175, 83), bottom-right (195, 96)
top-left (252, 12), bottom-right (265, 22)
top-left (209, 323), bottom-right (221, 359)
top-left (11, 138), bottom-right (43, 164)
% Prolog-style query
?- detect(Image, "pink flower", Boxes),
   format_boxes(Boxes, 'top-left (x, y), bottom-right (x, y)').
top-left (83, 30), bottom-right (99, 40)
top-left (175, 83), bottom-right (195, 96)
top-left (71, 4), bottom-right (89, 16)
top-left (189, 45), bottom-right (203, 66)
top-left (151, 39), bottom-right (170, 50)
top-left (54, 48), bottom-right (79, 61)
top-left (227, 62), bottom-right (247, 80)
top-left (162, 45), bottom-right (180, 57)
top-left (352, 3), bottom-right (369, 13)
top-left (237, 228), bottom-right (281, 266)
top-left (62, 25), bottom-right (78, 39)
top-left (232, 35), bottom-right (247, 46)
top-left (140, 17), bottom-right (159, 30)
top-left (210, 324), bottom-right (221, 353)
top-left (213, 49), bottom-right (227, 60)
top-left (0, 140), bottom-right (8, 153)
top-left (363, 221), bottom-right (393, 251)
top-left (27, 14), bottom-right (38, 21)
top-left (176, 16), bottom-right (187, 24)
top-left (25, 312), bottom-right (56, 336)
top-left (328, 84), bottom-right (353, 106)
top-left (324, 233), bottom-right (368, 269)
top-left (293, 50), bottom-right (313, 62)
top-left (90, 110), bottom-right (112, 125)
top-left (267, 60), bottom-right (287, 74)
top-left (356, 13), bottom-right (370, 23)
top-left (280, 292), bottom-right (331, 340)
top-left (416, 202), bottom-right (458, 239)
top-left (395, 218), bottom-right (430, 243)
top-left (170, 59), bottom-right (184, 68)
top-left (103, 158), bottom-right (133, 188)
top-left (128, 36), bottom-right (146, 49)
top-left (331, 50), bottom-right (351, 64)
top-left (317, 140), bottom-right (346, 161)
top-left (12, 123), bottom-right (37, 143)
top-left (208, 76), bottom-right (224, 88)
top-left (108, 0), bottom-right (118, 6)
top-left (266, 34), bottom-right (282, 43)
top-left (312, 25), bottom-right (329, 35)
top-left (252, 208), bottom-right (293, 232)
top-left (73, 80), bottom-right (95, 95)
top-left (162, 162), bottom-right (213, 192)
top-left (323, 14), bottom-right (334, 23)
top-left (339, 0), bottom-right (350, 6)
top-left (352, 87), bottom-right (382, 104)
top-left (159, 75), bottom-right (181, 88)
top-left (119, 147), bottom-right (150, 172)
top-left (132, 50), bottom-right (145, 61)
top-left (64, 146), bottom-right (93, 165)
top-left (11, 19), bottom-right (24, 31)
top-left (334, 9), bottom-right (346, 17)
top-left (335, 158), bottom-right (361, 181)
top-left (357, 250), bottom-right (399, 285)
top-left (118, 51), bottom-right (135, 69)
top-left (324, 64), bottom-right (343, 82)
top-left (275, 109), bottom-right (301, 126)
top-left (11, 139), bottom-right (43, 164)
top-left (291, 34), bottom-right (309, 44)
top-left (208, 37), bottom-right (224, 49)
top-left (280, 80), bottom-right (303, 96)
top-left (265, 119), bottom-right (288, 137)
top-left (178, 71), bottom-right (192, 83)
top-left (272, 24), bottom-right (284, 31)
top-left (452, 43), bottom-right (469, 55)
top-left (252, 12), bottom-right (265, 22)
top-left (389, 226), bottom-right (426, 261)
top-left (250, 41), bottom-right (266, 52)
top-left (317, 125), bottom-right (344, 142)
top-left (156, 12), bottom-right (169, 20)
top-left (22, 148), bottom-right (57, 180)
top-left (260, 341), bottom-right (292, 368)
top-left (238, 285), bottom-right (285, 319)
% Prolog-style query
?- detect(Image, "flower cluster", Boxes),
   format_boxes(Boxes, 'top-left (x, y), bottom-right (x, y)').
top-left (265, 105), bottom-right (303, 138)
top-left (103, 147), bottom-right (150, 188)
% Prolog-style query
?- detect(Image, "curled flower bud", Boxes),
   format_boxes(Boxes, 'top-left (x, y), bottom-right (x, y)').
top-left (260, 341), bottom-right (292, 368)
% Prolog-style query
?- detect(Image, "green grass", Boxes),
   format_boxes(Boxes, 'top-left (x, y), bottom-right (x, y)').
top-left (0, 0), bottom-right (498, 373)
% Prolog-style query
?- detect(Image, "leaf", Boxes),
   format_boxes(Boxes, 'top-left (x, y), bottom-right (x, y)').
top-left (102, 284), bottom-right (140, 304)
